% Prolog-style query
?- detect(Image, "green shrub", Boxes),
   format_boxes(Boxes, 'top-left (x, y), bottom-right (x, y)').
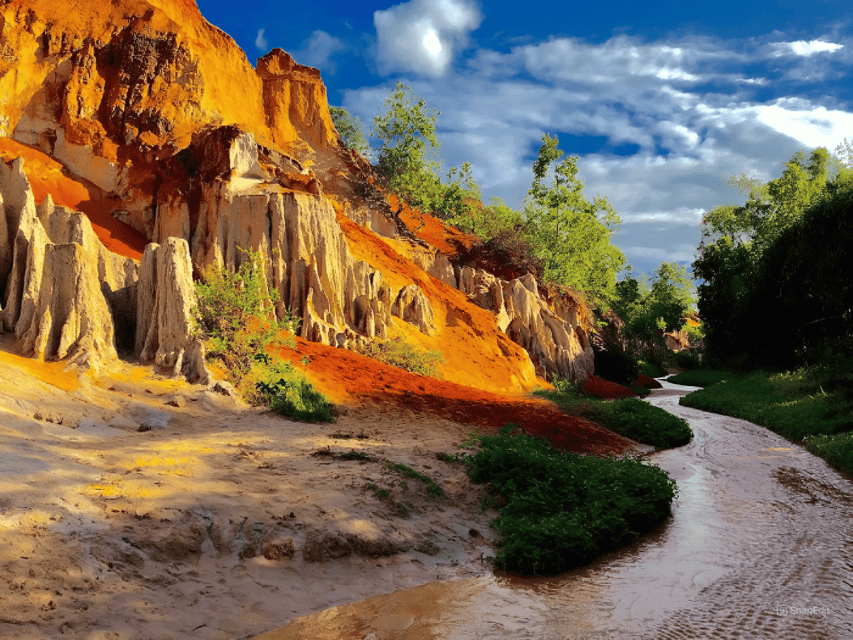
top-left (194, 249), bottom-right (334, 423)
top-left (253, 363), bottom-right (335, 423)
top-left (536, 384), bottom-right (693, 449)
top-left (194, 249), bottom-right (298, 379)
top-left (639, 360), bottom-right (667, 378)
top-left (466, 425), bottom-right (677, 575)
top-left (673, 350), bottom-right (702, 370)
top-left (352, 336), bottom-right (444, 377)
top-left (593, 339), bottom-right (639, 385)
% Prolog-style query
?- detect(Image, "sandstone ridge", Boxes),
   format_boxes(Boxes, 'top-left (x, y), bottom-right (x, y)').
top-left (0, 0), bottom-right (595, 392)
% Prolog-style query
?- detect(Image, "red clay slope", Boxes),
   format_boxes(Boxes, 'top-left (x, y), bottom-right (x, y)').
top-left (283, 338), bottom-right (641, 458)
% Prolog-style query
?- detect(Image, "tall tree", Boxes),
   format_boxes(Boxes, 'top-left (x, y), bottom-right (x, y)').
top-left (523, 134), bottom-right (625, 298)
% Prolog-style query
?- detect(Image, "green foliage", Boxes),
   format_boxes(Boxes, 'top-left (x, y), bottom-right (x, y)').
top-left (351, 336), bottom-right (444, 377)
top-left (679, 369), bottom-right (853, 446)
top-left (465, 426), bottom-right (678, 575)
top-left (371, 82), bottom-right (481, 223)
top-left (639, 360), bottom-right (667, 379)
top-left (330, 106), bottom-right (370, 156)
top-left (613, 263), bottom-right (697, 356)
top-left (194, 249), bottom-right (296, 378)
top-left (194, 249), bottom-right (333, 423)
top-left (593, 339), bottom-right (640, 386)
top-left (538, 385), bottom-right (693, 449)
top-left (805, 433), bottom-right (853, 476)
top-left (523, 134), bottom-right (625, 299)
top-left (252, 361), bottom-right (335, 423)
top-left (385, 461), bottom-right (444, 497)
top-left (693, 146), bottom-right (853, 366)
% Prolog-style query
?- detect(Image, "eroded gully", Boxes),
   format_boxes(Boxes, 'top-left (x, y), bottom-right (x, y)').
top-left (256, 379), bottom-right (853, 639)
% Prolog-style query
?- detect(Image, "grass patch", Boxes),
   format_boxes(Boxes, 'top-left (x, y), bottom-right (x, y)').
top-left (386, 461), bottom-right (444, 497)
top-left (639, 360), bottom-right (667, 379)
top-left (251, 360), bottom-right (335, 423)
top-left (351, 336), bottom-right (444, 377)
top-left (679, 369), bottom-right (853, 453)
top-left (535, 382), bottom-right (693, 449)
top-left (668, 369), bottom-right (743, 387)
top-left (466, 425), bottom-right (677, 576)
top-left (805, 433), bottom-right (853, 475)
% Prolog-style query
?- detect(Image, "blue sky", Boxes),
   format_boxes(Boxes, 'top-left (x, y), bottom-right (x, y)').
top-left (198, 0), bottom-right (853, 278)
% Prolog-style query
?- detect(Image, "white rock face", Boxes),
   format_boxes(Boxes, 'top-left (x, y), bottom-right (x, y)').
top-left (136, 239), bottom-right (210, 383)
top-left (456, 267), bottom-right (594, 382)
top-left (0, 156), bottom-right (204, 378)
top-left (0, 174), bottom-right (128, 370)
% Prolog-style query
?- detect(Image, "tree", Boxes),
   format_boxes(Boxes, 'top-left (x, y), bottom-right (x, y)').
top-left (330, 106), bottom-right (369, 156)
top-left (614, 262), bottom-right (697, 349)
top-left (694, 147), bottom-right (840, 364)
top-left (371, 82), bottom-right (442, 213)
top-left (523, 134), bottom-right (625, 298)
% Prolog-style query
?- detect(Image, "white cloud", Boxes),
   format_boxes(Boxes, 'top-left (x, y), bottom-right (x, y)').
top-left (345, 29), bottom-right (853, 274)
top-left (770, 40), bottom-right (844, 57)
top-left (374, 0), bottom-right (482, 77)
top-left (295, 30), bottom-right (347, 72)
top-left (255, 28), bottom-right (268, 52)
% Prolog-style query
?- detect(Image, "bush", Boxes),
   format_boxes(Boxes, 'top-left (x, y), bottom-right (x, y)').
top-left (538, 382), bottom-right (693, 449)
top-left (194, 249), bottom-right (334, 423)
top-left (466, 425), bottom-right (677, 575)
top-left (351, 336), bottom-right (444, 377)
top-left (673, 350), bottom-right (702, 370)
top-left (194, 249), bottom-right (297, 378)
top-left (593, 339), bottom-right (639, 386)
top-left (252, 360), bottom-right (335, 423)
top-left (639, 360), bottom-right (667, 378)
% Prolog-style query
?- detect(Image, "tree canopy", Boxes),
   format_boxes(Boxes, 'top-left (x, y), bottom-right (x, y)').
top-left (522, 134), bottom-right (625, 298)
top-left (694, 145), bottom-right (852, 366)
top-left (330, 106), bottom-right (369, 156)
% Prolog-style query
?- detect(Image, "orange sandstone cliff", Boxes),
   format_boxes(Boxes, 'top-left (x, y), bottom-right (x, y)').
top-left (0, 0), bottom-right (595, 394)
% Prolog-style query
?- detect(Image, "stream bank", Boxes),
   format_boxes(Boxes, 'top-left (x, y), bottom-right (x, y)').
top-left (257, 379), bottom-right (853, 639)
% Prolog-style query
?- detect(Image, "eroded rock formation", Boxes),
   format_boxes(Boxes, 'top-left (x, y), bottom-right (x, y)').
top-left (0, 0), bottom-right (595, 390)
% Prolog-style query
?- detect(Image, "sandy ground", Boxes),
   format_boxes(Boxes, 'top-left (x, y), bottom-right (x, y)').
top-left (0, 342), bottom-right (516, 640)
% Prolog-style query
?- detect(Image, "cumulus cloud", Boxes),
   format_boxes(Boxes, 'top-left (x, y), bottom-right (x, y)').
top-left (294, 30), bottom-right (347, 73)
top-left (374, 0), bottom-right (482, 77)
top-left (255, 28), bottom-right (268, 52)
top-left (344, 29), bottom-right (853, 274)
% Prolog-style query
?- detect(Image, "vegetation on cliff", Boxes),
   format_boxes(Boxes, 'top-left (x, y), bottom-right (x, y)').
top-left (466, 424), bottom-right (678, 575)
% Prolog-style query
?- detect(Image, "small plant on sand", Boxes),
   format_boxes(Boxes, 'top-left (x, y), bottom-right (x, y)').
top-left (351, 336), bottom-right (444, 377)
top-left (386, 461), bottom-right (444, 497)
top-left (465, 424), bottom-right (678, 576)
top-left (194, 248), bottom-right (334, 423)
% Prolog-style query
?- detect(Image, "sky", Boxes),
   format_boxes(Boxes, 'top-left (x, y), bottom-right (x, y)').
top-left (197, 0), bottom-right (853, 278)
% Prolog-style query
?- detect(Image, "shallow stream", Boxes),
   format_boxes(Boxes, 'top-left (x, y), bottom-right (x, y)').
top-left (257, 380), bottom-right (853, 639)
